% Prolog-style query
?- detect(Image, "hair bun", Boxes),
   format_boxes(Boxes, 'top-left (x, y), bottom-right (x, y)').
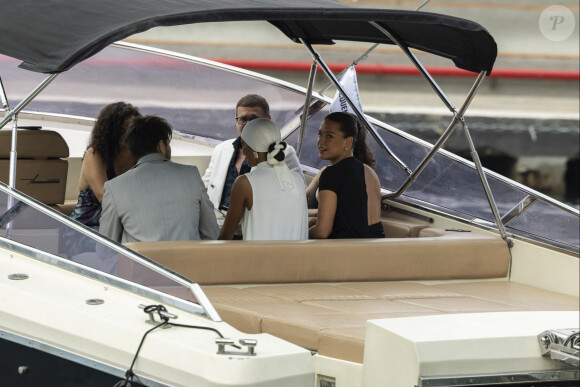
top-left (267, 141), bottom-right (287, 164)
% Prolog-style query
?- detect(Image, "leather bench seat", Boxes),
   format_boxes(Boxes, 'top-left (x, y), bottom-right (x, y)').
top-left (200, 281), bottom-right (579, 363)
top-left (433, 281), bottom-right (580, 311)
top-left (120, 225), bottom-right (525, 364)
top-left (123, 228), bottom-right (511, 286)
top-left (0, 129), bottom-right (69, 205)
top-left (380, 217), bottom-right (427, 238)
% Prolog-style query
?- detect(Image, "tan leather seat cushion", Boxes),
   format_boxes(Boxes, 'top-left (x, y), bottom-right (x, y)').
top-left (0, 159), bottom-right (68, 204)
top-left (0, 130), bottom-right (69, 204)
top-left (337, 282), bottom-right (464, 300)
top-left (244, 284), bottom-right (375, 302)
top-left (198, 281), bottom-right (578, 363)
top-left (262, 311), bottom-right (442, 351)
top-left (381, 218), bottom-right (427, 238)
top-left (214, 301), bottom-right (340, 334)
top-left (0, 129), bottom-right (69, 158)
top-left (433, 282), bottom-right (580, 311)
top-left (318, 327), bottom-right (367, 363)
top-left (124, 230), bottom-right (510, 285)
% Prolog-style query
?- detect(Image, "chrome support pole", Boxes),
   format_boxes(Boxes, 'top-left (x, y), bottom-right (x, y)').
top-left (318, 43), bottom-right (379, 95)
top-left (9, 114), bottom-right (18, 189)
top-left (383, 71), bottom-right (487, 199)
top-left (296, 61), bottom-right (317, 157)
top-left (0, 73), bottom-right (59, 130)
top-left (415, 0), bottom-right (431, 11)
top-left (302, 40), bottom-right (412, 175)
top-left (6, 115), bottom-right (18, 238)
top-left (461, 118), bottom-right (512, 244)
top-left (0, 73), bottom-right (59, 236)
top-left (1, 75), bottom-right (15, 238)
top-left (317, 0), bottom-right (429, 95)
top-left (501, 195), bottom-right (537, 227)
top-left (0, 75), bottom-right (10, 111)
top-left (369, 21), bottom-right (456, 113)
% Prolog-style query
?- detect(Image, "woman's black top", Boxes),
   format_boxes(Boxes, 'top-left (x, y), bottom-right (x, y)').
top-left (318, 157), bottom-right (384, 239)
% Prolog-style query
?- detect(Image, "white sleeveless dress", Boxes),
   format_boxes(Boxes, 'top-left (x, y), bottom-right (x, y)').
top-left (241, 162), bottom-right (308, 240)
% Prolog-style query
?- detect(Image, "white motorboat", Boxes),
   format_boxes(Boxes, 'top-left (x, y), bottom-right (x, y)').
top-left (0, 1), bottom-right (578, 386)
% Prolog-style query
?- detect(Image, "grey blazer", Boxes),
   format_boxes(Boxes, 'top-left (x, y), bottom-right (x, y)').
top-left (100, 153), bottom-right (219, 244)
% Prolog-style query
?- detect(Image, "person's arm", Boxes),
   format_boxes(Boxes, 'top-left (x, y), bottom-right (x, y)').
top-left (308, 189), bottom-right (337, 239)
top-left (305, 170), bottom-right (320, 201)
top-left (306, 167), bottom-right (326, 226)
top-left (364, 165), bottom-right (383, 224)
top-left (218, 175), bottom-right (251, 240)
top-left (194, 168), bottom-right (220, 240)
top-left (99, 182), bottom-right (123, 243)
top-left (201, 150), bottom-right (216, 188)
top-left (305, 166), bottom-right (326, 206)
top-left (82, 148), bottom-right (109, 203)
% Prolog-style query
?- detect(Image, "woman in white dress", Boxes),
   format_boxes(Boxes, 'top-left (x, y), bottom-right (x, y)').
top-left (218, 118), bottom-right (308, 240)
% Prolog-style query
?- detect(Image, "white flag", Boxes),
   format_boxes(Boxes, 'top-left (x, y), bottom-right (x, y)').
top-left (329, 65), bottom-right (363, 114)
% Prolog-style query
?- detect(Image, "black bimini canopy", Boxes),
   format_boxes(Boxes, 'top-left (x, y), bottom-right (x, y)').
top-left (0, 0), bottom-right (496, 75)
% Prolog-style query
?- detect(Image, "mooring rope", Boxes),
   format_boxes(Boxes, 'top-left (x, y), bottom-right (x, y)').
top-left (114, 304), bottom-right (236, 387)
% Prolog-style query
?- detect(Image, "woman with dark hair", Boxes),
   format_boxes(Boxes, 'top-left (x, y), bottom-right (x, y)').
top-left (69, 102), bottom-right (141, 232)
top-left (305, 112), bottom-right (376, 225)
top-left (219, 118), bottom-right (307, 240)
top-left (309, 112), bottom-right (384, 239)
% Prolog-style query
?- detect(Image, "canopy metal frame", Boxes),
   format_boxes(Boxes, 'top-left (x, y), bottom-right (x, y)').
top-left (298, 20), bottom-right (512, 244)
top-left (0, 74), bottom-right (59, 237)
top-left (303, 40), bottom-right (413, 175)
top-left (0, 74), bottom-right (60, 186)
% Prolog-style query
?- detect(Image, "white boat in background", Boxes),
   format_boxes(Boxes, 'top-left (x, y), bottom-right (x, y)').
top-left (0, 1), bottom-right (578, 386)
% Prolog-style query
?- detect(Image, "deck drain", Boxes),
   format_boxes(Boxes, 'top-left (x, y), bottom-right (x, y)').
top-left (86, 299), bottom-right (105, 305)
top-left (8, 273), bottom-right (29, 280)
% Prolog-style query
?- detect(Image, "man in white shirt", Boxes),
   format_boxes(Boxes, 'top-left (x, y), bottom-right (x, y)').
top-left (202, 94), bottom-right (303, 209)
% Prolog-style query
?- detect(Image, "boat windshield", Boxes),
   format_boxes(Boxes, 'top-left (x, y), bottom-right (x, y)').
top-left (0, 186), bottom-right (210, 316)
top-left (291, 105), bottom-right (580, 250)
top-left (1, 44), bottom-right (578, 251)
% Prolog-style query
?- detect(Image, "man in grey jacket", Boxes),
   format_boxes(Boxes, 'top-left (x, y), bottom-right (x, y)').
top-left (100, 115), bottom-right (218, 243)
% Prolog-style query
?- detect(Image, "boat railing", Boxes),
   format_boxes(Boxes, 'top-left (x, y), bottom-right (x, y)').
top-left (0, 181), bottom-right (221, 322)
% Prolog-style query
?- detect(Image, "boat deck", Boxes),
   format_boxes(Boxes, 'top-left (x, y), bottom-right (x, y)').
top-left (124, 220), bottom-right (579, 364)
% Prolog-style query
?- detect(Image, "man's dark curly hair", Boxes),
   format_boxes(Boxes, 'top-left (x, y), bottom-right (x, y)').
top-left (87, 102), bottom-right (141, 165)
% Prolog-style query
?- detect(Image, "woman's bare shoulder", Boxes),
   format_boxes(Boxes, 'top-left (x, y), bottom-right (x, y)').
top-left (83, 146), bottom-right (102, 161)
top-left (363, 163), bottom-right (379, 178)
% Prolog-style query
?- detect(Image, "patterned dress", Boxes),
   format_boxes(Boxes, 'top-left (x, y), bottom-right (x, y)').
top-left (64, 165), bottom-right (116, 256)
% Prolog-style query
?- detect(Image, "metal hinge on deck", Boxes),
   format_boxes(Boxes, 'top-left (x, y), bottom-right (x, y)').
top-left (216, 338), bottom-right (257, 356)
top-left (538, 328), bottom-right (579, 367)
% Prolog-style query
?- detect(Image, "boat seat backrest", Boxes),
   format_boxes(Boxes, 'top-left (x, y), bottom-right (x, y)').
top-left (122, 227), bottom-right (510, 286)
top-left (0, 129), bottom-right (69, 205)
